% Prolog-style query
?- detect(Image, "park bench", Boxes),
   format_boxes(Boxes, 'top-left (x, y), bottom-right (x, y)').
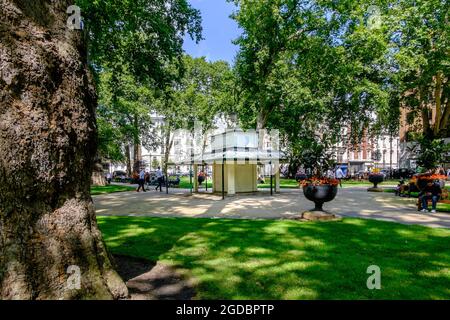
top-left (147, 176), bottom-right (180, 188)
top-left (167, 177), bottom-right (180, 188)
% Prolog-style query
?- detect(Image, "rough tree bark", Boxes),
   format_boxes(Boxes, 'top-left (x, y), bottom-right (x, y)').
top-left (163, 126), bottom-right (173, 177)
top-left (125, 144), bottom-right (132, 176)
top-left (0, 0), bottom-right (128, 299)
top-left (132, 144), bottom-right (142, 174)
top-left (131, 114), bottom-right (142, 175)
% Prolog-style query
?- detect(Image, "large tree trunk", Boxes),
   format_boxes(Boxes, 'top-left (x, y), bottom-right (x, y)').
top-left (0, 0), bottom-right (128, 299)
top-left (163, 126), bottom-right (173, 177)
top-left (132, 143), bottom-right (142, 174)
top-left (125, 144), bottom-right (132, 176)
top-left (132, 114), bottom-right (142, 174)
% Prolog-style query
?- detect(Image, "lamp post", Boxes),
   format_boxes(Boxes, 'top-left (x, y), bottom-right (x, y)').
top-left (221, 161), bottom-right (225, 200)
top-left (270, 161), bottom-right (273, 196)
top-left (189, 164), bottom-right (192, 194)
top-left (389, 136), bottom-right (393, 178)
top-left (165, 161), bottom-right (169, 194)
top-left (205, 164), bottom-right (208, 192)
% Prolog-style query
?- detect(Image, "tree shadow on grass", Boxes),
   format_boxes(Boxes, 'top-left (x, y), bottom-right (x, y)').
top-left (112, 254), bottom-right (195, 300)
top-left (97, 216), bottom-right (450, 300)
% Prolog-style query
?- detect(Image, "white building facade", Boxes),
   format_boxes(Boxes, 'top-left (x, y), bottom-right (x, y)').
top-left (334, 132), bottom-right (400, 176)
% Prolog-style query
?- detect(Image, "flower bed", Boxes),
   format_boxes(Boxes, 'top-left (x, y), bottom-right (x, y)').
top-left (410, 174), bottom-right (446, 191)
top-left (410, 173), bottom-right (447, 183)
top-left (299, 177), bottom-right (339, 187)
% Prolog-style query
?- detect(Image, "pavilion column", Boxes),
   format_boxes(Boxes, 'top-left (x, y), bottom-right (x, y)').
top-left (226, 163), bottom-right (235, 195)
top-left (275, 161), bottom-right (281, 193)
top-left (193, 164), bottom-right (199, 193)
top-left (253, 164), bottom-right (258, 192)
top-left (211, 163), bottom-right (216, 193)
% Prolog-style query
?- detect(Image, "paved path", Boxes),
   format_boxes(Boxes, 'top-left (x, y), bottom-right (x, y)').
top-left (93, 186), bottom-right (450, 229)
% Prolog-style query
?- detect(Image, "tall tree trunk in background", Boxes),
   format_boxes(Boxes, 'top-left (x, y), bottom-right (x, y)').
top-left (256, 111), bottom-right (267, 179)
top-left (163, 126), bottom-right (173, 177)
top-left (433, 72), bottom-right (442, 137)
top-left (125, 144), bottom-right (132, 176)
top-left (0, 0), bottom-right (127, 299)
top-left (132, 144), bottom-right (142, 174)
top-left (132, 115), bottom-right (142, 174)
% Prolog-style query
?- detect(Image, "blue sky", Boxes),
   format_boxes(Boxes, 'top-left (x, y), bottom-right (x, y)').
top-left (183, 0), bottom-right (241, 64)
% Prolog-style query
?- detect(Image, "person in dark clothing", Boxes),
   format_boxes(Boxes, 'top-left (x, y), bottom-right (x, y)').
top-left (155, 167), bottom-right (164, 192)
top-left (136, 169), bottom-right (146, 192)
top-left (396, 180), bottom-right (409, 197)
top-left (144, 172), bottom-right (150, 186)
top-left (198, 170), bottom-right (205, 185)
top-left (419, 181), bottom-right (442, 213)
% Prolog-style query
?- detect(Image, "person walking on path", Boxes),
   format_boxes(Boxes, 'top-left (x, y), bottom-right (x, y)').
top-left (155, 166), bottom-right (164, 192)
top-left (335, 166), bottom-right (344, 188)
top-left (136, 169), bottom-right (147, 192)
top-left (144, 171), bottom-right (150, 187)
top-left (198, 170), bottom-right (206, 185)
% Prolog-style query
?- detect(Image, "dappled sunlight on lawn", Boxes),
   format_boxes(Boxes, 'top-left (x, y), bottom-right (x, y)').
top-left (98, 216), bottom-right (450, 299)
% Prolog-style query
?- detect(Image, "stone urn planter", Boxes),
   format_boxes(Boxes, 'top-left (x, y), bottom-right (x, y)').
top-left (299, 179), bottom-right (340, 221)
top-left (368, 174), bottom-right (384, 192)
top-left (303, 184), bottom-right (338, 211)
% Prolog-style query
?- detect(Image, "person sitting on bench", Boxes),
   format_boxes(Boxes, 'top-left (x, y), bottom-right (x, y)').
top-left (169, 176), bottom-right (180, 187)
top-left (419, 180), bottom-right (442, 213)
top-left (396, 180), bottom-right (409, 197)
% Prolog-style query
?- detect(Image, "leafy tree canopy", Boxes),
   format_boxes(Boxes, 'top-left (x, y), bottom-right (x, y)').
top-left (77, 0), bottom-right (203, 87)
top-left (229, 0), bottom-right (395, 172)
top-left (230, 0), bottom-right (449, 173)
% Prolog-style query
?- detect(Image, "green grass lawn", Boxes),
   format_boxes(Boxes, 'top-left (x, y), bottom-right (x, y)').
top-left (178, 177), bottom-right (299, 189)
top-left (341, 179), bottom-right (399, 186)
top-left (98, 216), bottom-right (450, 299)
top-left (437, 203), bottom-right (450, 212)
top-left (90, 184), bottom-right (136, 195)
top-left (174, 177), bottom-right (414, 190)
top-left (258, 178), bottom-right (299, 189)
top-left (179, 176), bottom-right (213, 189)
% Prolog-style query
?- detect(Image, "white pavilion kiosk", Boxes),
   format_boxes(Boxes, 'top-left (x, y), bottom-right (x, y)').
top-left (184, 128), bottom-right (282, 198)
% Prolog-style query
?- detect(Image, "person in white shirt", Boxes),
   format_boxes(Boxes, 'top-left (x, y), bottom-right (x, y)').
top-left (155, 167), bottom-right (164, 192)
top-left (136, 169), bottom-right (146, 192)
top-left (326, 169), bottom-right (334, 178)
top-left (106, 172), bottom-right (111, 185)
top-left (335, 166), bottom-right (344, 188)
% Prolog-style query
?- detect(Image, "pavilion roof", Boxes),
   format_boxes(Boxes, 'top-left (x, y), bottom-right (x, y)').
top-left (177, 149), bottom-right (285, 165)
top-left (175, 128), bottom-right (285, 165)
